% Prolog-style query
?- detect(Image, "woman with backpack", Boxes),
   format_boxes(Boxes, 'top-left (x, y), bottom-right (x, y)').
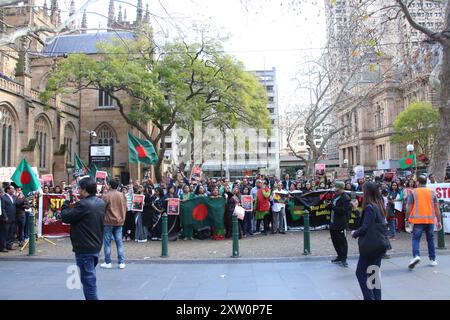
top-left (352, 182), bottom-right (390, 300)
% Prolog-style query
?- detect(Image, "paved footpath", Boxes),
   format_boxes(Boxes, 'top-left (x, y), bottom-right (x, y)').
top-left (1, 255), bottom-right (450, 300)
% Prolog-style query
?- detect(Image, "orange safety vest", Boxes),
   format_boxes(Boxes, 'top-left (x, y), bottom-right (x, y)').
top-left (408, 188), bottom-right (436, 224)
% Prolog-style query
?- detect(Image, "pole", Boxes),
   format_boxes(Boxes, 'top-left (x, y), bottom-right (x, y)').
top-left (161, 212), bottom-right (169, 257)
top-left (28, 195), bottom-right (36, 256)
top-left (303, 209), bottom-right (311, 255)
top-left (438, 202), bottom-right (446, 249)
top-left (232, 214), bottom-right (240, 258)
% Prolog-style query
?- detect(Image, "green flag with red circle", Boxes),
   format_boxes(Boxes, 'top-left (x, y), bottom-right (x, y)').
top-left (180, 197), bottom-right (226, 230)
top-left (11, 159), bottom-right (40, 195)
top-left (128, 132), bottom-right (158, 165)
top-left (399, 154), bottom-right (416, 169)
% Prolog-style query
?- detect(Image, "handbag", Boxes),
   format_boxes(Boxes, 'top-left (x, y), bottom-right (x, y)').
top-left (358, 205), bottom-right (391, 257)
top-left (233, 205), bottom-right (245, 221)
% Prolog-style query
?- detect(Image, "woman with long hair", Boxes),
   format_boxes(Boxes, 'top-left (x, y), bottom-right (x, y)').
top-left (352, 182), bottom-right (388, 300)
top-left (134, 185), bottom-right (148, 243)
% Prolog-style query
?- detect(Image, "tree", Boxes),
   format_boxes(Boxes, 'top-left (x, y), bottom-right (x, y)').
top-left (393, 0), bottom-right (450, 181)
top-left (392, 101), bottom-right (440, 157)
top-left (40, 28), bottom-right (270, 182)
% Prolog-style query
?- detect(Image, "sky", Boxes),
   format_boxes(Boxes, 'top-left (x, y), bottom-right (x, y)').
top-left (38, 0), bottom-right (328, 113)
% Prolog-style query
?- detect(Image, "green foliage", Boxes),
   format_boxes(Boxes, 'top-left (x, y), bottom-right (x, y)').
top-left (392, 101), bottom-right (439, 156)
top-left (40, 28), bottom-right (270, 140)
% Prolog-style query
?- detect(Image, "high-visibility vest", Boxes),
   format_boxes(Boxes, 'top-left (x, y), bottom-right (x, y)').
top-left (408, 188), bottom-right (436, 224)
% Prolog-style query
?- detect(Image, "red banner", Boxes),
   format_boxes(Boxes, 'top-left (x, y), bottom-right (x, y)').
top-left (42, 194), bottom-right (70, 237)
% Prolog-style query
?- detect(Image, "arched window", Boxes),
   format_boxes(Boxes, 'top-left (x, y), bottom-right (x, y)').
top-left (64, 123), bottom-right (76, 164)
top-left (35, 116), bottom-right (51, 170)
top-left (95, 125), bottom-right (116, 166)
top-left (0, 105), bottom-right (16, 167)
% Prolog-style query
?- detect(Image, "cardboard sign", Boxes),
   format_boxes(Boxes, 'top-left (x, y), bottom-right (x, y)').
top-left (315, 164), bottom-right (326, 176)
top-left (41, 174), bottom-right (54, 188)
top-left (132, 194), bottom-right (145, 212)
top-left (167, 198), bottom-right (180, 215)
top-left (354, 165), bottom-right (365, 180)
top-left (241, 195), bottom-right (253, 212)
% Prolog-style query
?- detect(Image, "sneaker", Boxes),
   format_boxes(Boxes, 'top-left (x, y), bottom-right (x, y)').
top-left (430, 259), bottom-right (438, 267)
top-left (119, 263), bottom-right (126, 269)
top-left (408, 256), bottom-right (421, 269)
top-left (100, 262), bottom-right (112, 269)
top-left (331, 258), bottom-right (341, 264)
top-left (151, 237), bottom-right (158, 241)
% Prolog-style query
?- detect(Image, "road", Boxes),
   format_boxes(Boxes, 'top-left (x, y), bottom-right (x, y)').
top-left (1, 254), bottom-right (450, 300)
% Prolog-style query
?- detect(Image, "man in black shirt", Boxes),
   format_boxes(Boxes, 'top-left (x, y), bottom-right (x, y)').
top-left (329, 181), bottom-right (351, 268)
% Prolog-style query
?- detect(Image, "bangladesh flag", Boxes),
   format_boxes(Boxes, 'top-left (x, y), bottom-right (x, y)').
top-left (89, 163), bottom-right (98, 179)
top-left (128, 132), bottom-right (158, 165)
top-left (399, 154), bottom-right (416, 169)
top-left (11, 159), bottom-right (40, 195)
top-left (74, 154), bottom-right (89, 178)
top-left (180, 197), bottom-right (226, 230)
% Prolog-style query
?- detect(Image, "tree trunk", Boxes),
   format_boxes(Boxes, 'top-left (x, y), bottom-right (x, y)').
top-left (430, 43), bottom-right (450, 182)
top-left (154, 158), bottom-right (163, 183)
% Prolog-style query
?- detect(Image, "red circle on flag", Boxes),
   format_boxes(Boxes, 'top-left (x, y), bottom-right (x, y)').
top-left (20, 171), bottom-right (31, 185)
top-left (405, 158), bottom-right (413, 166)
top-left (193, 204), bottom-right (208, 221)
top-left (136, 145), bottom-right (148, 158)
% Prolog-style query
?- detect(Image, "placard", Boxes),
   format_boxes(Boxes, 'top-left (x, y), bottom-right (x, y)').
top-left (315, 164), bottom-right (326, 176)
top-left (167, 198), bottom-right (180, 215)
top-left (240, 195), bottom-right (253, 212)
top-left (41, 194), bottom-right (70, 237)
top-left (41, 174), bottom-right (54, 188)
top-left (132, 194), bottom-right (145, 212)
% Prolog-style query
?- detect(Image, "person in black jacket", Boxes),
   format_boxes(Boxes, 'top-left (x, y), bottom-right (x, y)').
top-left (0, 184), bottom-right (22, 251)
top-left (329, 181), bottom-right (351, 267)
top-left (61, 178), bottom-right (106, 300)
top-left (352, 182), bottom-right (388, 300)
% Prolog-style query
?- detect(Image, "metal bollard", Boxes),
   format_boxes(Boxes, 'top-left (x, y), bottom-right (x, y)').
top-left (232, 214), bottom-right (240, 258)
top-left (303, 209), bottom-right (311, 255)
top-left (161, 212), bottom-right (169, 257)
top-left (28, 211), bottom-right (36, 256)
top-left (437, 203), bottom-right (446, 249)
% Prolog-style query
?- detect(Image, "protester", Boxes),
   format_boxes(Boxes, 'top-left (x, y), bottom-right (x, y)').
top-left (255, 180), bottom-right (271, 234)
top-left (150, 187), bottom-right (164, 241)
top-left (352, 181), bottom-right (388, 301)
top-left (406, 175), bottom-right (442, 269)
top-left (61, 178), bottom-right (106, 300)
top-left (122, 186), bottom-right (135, 241)
top-left (329, 181), bottom-right (351, 268)
top-left (271, 182), bottom-right (287, 234)
top-left (180, 184), bottom-right (194, 240)
top-left (100, 179), bottom-right (127, 269)
top-left (134, 185), bottom-right (148, 243)
top-left (241, 186), bottom-right (253, 236)
top-left (0, 184), bottom-right (19, 251)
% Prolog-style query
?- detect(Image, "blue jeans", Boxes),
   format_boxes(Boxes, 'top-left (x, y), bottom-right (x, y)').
top-left (244, 212), bottom-right (253, 235)
top-left (412, 224), bottom-right (436, 260)
top-left (75, 253), bottom-right (99, 300)
top-left (388, 220), bottom-right (396, 238)
top-left (356, 254), bottom-right (383, 300)
top-left (103, 226), bottom-right (125, 264)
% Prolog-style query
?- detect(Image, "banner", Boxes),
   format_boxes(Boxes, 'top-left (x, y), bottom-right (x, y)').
top-left (167, 198), bottom-right (180, 215)
top-left (315, 164), bottom-right (326, 176)
top-left (287, 190), bottom-right (363, 230)
top-left (41, 174), bottom-right (54, 188)
top-left (241, 195), bottom-right (253, 212)
top-left (427, 183), bottom-right (450, 233)
top-left (41, 194), bottom-right (70, 237)
top-left (132, 194), bottom-right (145, 212)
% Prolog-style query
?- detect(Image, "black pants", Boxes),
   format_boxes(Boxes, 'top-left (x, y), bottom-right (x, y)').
top-left (0, 223), bottom-right (8, 250)
top-left (6, 222), bottom-right (16, 249)
top-left (256, 215), bottom-right (270, 233)
top-left (356, 254), bottom-right (383, 300)
top-left (330, 229), bottom-right (348, 261)
top-left (122, 211), bottom-right (135, 239)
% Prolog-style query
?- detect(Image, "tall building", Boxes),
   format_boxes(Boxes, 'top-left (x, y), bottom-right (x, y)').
top-left (169, 68), bottom-right (281, 179)
top-left (324, 0), bottom-right (443, 171)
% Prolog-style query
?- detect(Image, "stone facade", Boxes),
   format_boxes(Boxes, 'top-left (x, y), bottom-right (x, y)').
top-left (0, 1), bottom-right (79, 185)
